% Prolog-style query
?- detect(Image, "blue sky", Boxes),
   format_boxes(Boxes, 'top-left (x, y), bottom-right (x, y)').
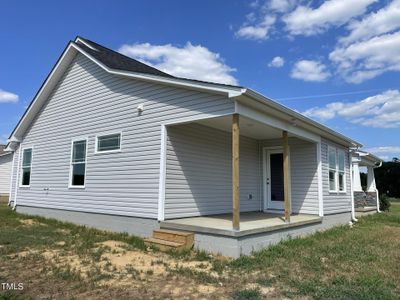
top-left (1, 0), bottom-right (399, 160)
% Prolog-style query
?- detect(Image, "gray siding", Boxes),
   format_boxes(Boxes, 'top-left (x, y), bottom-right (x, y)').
top-left (165, 123), bottom-right (260, 219)
top-left (261, 138), bottom-right (319, 215)
top-left (321, 139), bottom-right (352, 214)
top-left (0, 153), bottom-right (13, 195)
top-left (13, 53), bottom-right (234, 219)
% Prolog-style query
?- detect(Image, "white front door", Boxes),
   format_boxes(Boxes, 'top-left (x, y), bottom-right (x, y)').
top-left (264, 148), bottom-right (285, 211)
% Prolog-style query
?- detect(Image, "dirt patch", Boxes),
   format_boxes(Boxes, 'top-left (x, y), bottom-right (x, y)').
top-left (19, 218), bottom-right (44, 226)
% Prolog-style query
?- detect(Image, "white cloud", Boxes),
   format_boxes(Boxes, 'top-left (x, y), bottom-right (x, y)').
top-left (340, 0), bottom-right (400, 45)
top-left (119, 42), bottom-right (238, 85)
top-left (268, 0), bottom-right (297, 13)
top-left (330, 31), bottom-right (400, 83)
top-left (364, 146), bottom-right (400, 161)
top-left (303, 89), bottom-right (400, 128)
top-left (268, 56), bottom-right (285, 67)
top-left (290, 60), bottom-right (331, 82)
top-left (0, 134), bottom-right (8, 145)
top-left (283, 0), bottom-right (377, 36)
top-left (0, 89), bottom-right (18, 103)
top-left (236, 15), bottom-right (276, 40)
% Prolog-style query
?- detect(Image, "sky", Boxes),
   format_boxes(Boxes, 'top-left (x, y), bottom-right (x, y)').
top-left (1, 0), bottom-right (399, 160)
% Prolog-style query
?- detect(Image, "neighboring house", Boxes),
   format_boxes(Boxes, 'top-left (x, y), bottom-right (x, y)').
top-left (0, 145), bottom-right (13, 202)
top-left (5, 37), bottom-right (377, 257)
top-left (351, 150), bottom-right (382, 217)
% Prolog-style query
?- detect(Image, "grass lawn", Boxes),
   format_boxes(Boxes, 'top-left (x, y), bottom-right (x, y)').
top-left (0, 203), bottom-right (399, 299)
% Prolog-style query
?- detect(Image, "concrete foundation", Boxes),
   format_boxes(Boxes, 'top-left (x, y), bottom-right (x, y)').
top-left (16, 206), bottom-right (160, 237)
top-left (191, 212), bottom-right (351, 258)
top-left (16, 206), bottom-right (351, 258)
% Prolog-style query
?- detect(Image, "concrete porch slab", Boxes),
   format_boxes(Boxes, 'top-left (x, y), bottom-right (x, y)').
top-left (161, 212), bottom-right (322, 237)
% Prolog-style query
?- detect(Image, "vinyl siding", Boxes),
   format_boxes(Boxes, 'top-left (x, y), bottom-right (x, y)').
top-left (0, 153), bottom-right (13, 195)
top-left (321, 139), bottom-right (352, 214)
top-left (261, 138), bottom-right (319, 215)
top-left (165, 123), bottom-right (260, 219)
top-left (13, 53), bottom-right (234, 219)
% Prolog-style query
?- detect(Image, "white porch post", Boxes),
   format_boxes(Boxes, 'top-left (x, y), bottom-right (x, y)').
top-left (316, 141), bottom-right (323, 217)
top-left (352, 161), bottom-right (363, 192)
top-left (366, 166), bottom-right (376, 192)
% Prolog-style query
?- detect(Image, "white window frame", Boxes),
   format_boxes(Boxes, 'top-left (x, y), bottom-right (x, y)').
top-left (95, 131), bottom-right (122, 154)
top-left (337, 149), bottom-right (346, 193)
top-left (328, 146), bottom-right (337, 193)
top-left (69, 137), bottom-right (88, 189)
top-left (328, 146), bottom-right (347, 194)
top-left (20, 146), bottom-right (33, 188)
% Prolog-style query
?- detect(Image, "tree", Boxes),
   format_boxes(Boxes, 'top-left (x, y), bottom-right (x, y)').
top-left (375, 161), bottom-right (400, 197)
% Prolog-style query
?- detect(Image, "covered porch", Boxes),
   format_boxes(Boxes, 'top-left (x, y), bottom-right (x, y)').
top-left (160, 100), bottom-right (324, 234)
top-left (352, 150), bottom-right (383, 214)
top-left (161, 212), bottom-right (322, 237)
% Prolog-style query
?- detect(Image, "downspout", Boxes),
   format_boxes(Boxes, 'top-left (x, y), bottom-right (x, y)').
top-left (13, 145), bottom-right (22, 210)
top-left (375, 161), bottom-right (383, 213)
top-left (8, 151), bottom-right (16, 206)
top-left (349, 159), bottom-right (358, 222)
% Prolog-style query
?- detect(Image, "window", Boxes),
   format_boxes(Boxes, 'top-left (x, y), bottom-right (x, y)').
top-left (338, 150), bottom-right (345, 192)
top-left (328, 146), bottom-right (346, 193)
top-left (21, 148), bottom-right (32, 186)
top-left (328, 147), bottom-right (337, 192)
top-left (96, 133), bottom-right (121, 153)
top-left (70, 139), bottom-right (87, 187)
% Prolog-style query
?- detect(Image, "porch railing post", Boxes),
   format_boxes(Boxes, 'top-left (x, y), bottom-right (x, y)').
top-left (232, 114), bottom-right (240, 230)
top-left (283, 130), bottom-right (290, 222)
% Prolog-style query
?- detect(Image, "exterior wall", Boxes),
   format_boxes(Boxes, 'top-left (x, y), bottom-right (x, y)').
top-left (17, 205), bottom-right (159, 237)
top-left (0, 153), bottom-right (13, 195)
top-left (194, 212), bottom-right (351, 258)
top-left (321, 139), bottom-right (352, 214)
top-left (12, 53), bottom-right (234, 219)
top-left (165, 123), bottom-right (260, 219)
top-left (261, 138), bottom-right (319, 215)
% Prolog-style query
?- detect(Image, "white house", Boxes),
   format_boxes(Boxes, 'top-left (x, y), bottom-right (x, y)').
top-left (5, 37), bottom-right (380, 257)
top-left (0, 145), bottom-right (13, 202)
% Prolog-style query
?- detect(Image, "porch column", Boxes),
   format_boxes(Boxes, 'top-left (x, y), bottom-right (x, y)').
top-left (352, 161), bottom-right (363, 192)
top-left (232, 114), bottom-right (240, 230)
top-left (367, 166), bottom-right (377, 192)
top-left (283, 131), bottom-right (290, 222)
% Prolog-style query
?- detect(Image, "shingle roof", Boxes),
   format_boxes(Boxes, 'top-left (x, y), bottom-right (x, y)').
top-left (75, 36), bottom-right (242, 89)
top-left (75, 37), bottom-right (175, 78)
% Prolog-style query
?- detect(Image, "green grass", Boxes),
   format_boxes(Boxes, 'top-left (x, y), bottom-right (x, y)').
top-left (0, 203), bottom-right (400, 299)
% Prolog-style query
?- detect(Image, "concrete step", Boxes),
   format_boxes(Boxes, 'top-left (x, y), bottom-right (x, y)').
top-left (144, 237), bottom-right (186, 251)
top-left (153, 229), bottom-right (194, 247)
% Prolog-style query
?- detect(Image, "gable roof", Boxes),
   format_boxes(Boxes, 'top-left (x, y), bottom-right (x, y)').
top-left (76, 37), bottom-right (174, 78)
top-left (6, 36), bottom-right (362, 150)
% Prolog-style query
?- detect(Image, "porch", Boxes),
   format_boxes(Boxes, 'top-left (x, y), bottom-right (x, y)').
top-left (161, 212), bottom-right (322, 237)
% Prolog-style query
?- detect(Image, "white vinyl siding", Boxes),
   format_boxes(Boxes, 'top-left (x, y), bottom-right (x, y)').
top-left (0, 153), bottom-right (13, 195)
top-left (261, 138), bottom-right (319, 215)
top-left (165, 123), bottom-right (260, 219)
top-left (12, 53), bottom-right (234, 219)
top-left (322, 139), bottom-right (351, 214)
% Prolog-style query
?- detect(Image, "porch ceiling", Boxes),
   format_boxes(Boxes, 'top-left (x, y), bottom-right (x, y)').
top-left (195, 115), bottom-right (292, 140)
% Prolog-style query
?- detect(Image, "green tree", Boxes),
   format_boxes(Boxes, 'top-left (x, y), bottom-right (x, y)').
top-left (375, 160), bottom-right (400, 197)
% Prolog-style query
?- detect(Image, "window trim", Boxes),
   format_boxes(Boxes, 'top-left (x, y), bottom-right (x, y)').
top-left (337, 149), bottom-right (346, 193)
top-left (94, 131), bottom-right (122, 154)
top-left (19, 146), bottom-right (33, 188)
top-left (328, 146), bottom-right (347, 194)
top-left (328, 146), bottom-right (337, 193)
top-left (69, 137), bottom-right (88, 189)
